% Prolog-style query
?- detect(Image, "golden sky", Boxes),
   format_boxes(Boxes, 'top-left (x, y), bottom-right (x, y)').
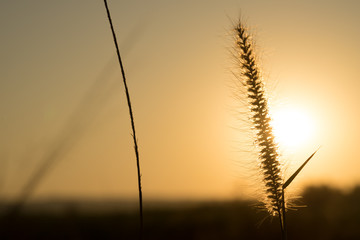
top-left (1, 0), bottom-right (360, 201)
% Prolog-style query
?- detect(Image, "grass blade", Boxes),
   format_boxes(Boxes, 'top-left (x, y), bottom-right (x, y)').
top-left (283, 148), bottom-right (320, 189)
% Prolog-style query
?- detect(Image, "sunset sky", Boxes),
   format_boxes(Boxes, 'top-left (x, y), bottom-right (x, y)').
top-left (1, 0), bottom-right (360, 202)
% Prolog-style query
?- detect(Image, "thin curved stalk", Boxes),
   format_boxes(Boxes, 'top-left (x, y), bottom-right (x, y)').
top-left (103, 1), bottom-right (143, 239)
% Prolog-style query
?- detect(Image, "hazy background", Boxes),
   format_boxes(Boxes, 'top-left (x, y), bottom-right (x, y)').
top-left (1, 0), bottom-right (360, 203)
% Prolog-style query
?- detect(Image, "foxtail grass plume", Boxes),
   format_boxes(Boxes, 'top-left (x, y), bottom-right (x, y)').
top-left (233, 20), bottom-right (320, 240)
top-left (233, 22), bottom-right (287, 238)
top-left (234, 22), bottom-right (284, 217)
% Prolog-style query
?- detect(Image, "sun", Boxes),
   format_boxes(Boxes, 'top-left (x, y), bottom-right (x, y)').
top-left (271, 107), bottom-right (314, 149)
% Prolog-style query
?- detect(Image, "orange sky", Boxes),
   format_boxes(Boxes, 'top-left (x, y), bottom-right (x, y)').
top-left (1, 0), bottom-right (360, 201)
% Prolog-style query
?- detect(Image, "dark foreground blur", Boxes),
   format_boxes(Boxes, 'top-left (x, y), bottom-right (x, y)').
top-left (1, 185), bottom-right (359, 240)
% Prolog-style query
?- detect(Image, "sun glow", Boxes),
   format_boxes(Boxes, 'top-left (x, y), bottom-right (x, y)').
top-left (271, 107), bottom-right (314, 149)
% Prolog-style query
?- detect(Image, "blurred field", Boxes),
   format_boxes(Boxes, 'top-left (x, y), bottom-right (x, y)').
top-left (1, 185), bottom-right (359, 240)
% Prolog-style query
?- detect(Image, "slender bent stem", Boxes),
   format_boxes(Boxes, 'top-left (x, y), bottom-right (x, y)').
top-left (277, 188), bottom-right (287, 240)
top-left (281, 187), bottom-right (287, 240)
top-left (103, 1), bottom-right (143, 239)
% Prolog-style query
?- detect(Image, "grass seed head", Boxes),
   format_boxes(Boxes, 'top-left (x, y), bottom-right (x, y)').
top-left (234, 22), bottom-right (284, 216)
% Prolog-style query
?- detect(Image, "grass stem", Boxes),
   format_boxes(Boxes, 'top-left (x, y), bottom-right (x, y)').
top-left (103, 1), bottom-right (143, 239)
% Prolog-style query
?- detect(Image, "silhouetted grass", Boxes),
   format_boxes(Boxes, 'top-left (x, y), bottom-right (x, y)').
top-left (2, 3), bottom-right (144, 239)
top-left (0, 185), bottom-right (358, 240)
top-left (234, 21), bottom-right (286, 238)
top-left (2, 56), bottom-right (118, 220)
top-left (233, 20), bottom-right (318, 239)
top-left (1, 11), bottom-right (147, 220)
top-left (103, 0), bottom-right (143, 238)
